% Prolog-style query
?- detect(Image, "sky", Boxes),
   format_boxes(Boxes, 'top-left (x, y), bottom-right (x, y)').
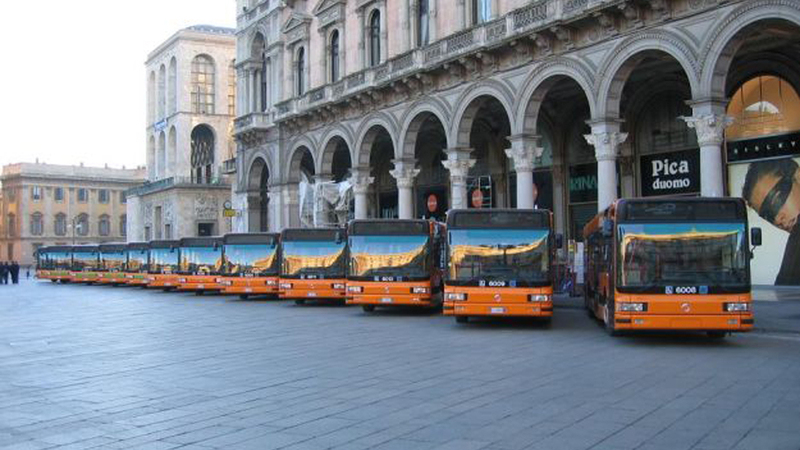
top-left (0, 0), bottom-right (235, 170)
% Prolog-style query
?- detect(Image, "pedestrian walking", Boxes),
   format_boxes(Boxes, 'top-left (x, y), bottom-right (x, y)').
top-left (26, 267), bottom-right (30, 279)
top-left (11, 261), bottom-right (20, 284)
top-left (0, 262), bottom-right (7, 285)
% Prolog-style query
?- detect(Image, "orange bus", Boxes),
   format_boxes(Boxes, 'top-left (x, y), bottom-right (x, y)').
top-left (177, 237), bottom-right (225, 295)
top-left (146, 240), bottom-right (181, 290)
top-left (443, 209), bottom-right (560, 324)
top-left (70, 245), bottom-right (101, 284)
top-left (35, 246), bottom-right (73, 282)
top-left (583, 197), bottom-right (760, 338)
top-left (124, 243), bottom-right (151, 286)
top-left (279, 228), bottom-right (347, 305)
top-left (219, 233), bottom-right (280, 299)
top-left (97, 244), bottom-right (129, 285)
top-left (346, 219), bottom-right (444, 312)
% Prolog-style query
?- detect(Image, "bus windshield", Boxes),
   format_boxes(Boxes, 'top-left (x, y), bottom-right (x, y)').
top-left (617, 222), bottom-right (749, 293)
top-left (224, 244), bottom-right (279, 276)
top-left (127, 250), bottom-right (148, 272)
top-left (180, 247), bottom-right (223, 274)
top-left (150, 248), bottom-right (178, 273)
top-left (449, 229), bottom-right (550, 286)
top-left (73, 252), bottom-right (99, 270)
top-left (51, 252), bottom-right (71, 269)
top-left (349, 235), bottom-right (429, 280)
top-left (102, 252), bottom-right (126, 271)
top-left (282, 240), bottom-right (346, 278)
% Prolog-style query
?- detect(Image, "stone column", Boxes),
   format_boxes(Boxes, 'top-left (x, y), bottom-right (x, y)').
top-left (506, 134), bottom-right (544, 209)
top-left (584, 120), bottom-right (628, 212)
top-left (357, 8), bottom-right (365, 69)
top-left (313, 173), bottom-right (333, 227)
top-left (352, 167), bottom-right (374, 219)
top-left (681, 100), bottom-right (733, 197)
top-left (442, 148), bottom-right (476, 210)
top-left (390, 159), bottom-right (420, 219)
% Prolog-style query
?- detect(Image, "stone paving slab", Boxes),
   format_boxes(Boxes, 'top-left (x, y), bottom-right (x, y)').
top-left (0, 280), bottom-right (799, 449)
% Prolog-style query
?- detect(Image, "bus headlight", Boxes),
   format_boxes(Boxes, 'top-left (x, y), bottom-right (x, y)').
top-left (446, 292), bottom-right (467, 301)
top-left (528, 294), bottom-right (551, 302)
top-left (280, 282), bottom-right (293, 290)
top-left (332, 283), bottom-right (346, 289)
top-left (411, 287), bottom-right (429, 294)
top-left (724, 302), bottom-right (750, 312)
top-left (617, 302), bottom-right (647, 312)
top-left (347, 285), bottom-right (363, 293)
top-left (265, 279), bottom-right (277, 286)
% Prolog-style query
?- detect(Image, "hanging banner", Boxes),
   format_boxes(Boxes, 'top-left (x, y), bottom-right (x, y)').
top-left (640, 149), bottom-right (700, 197)
top-left (568, 163), bottom-right (597, 203)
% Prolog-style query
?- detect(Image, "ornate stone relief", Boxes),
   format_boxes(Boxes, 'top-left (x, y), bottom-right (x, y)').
top-left (584, 132), bottom-right (629, 162)
top-left (681, 114), bottom-right (734, 147)
top-left (195, 195), bottom-right (219, 221)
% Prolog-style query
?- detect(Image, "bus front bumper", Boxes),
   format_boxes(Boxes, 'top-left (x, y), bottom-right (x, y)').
top-left (176, 276), bottom-right (222, 291)
top-left (219, 277), bottom-right (280, 296)
top-left (124, 274), bottom-right (150, 286)
top-left (613, 314), bottom-right (754, 331)
top-left (444, 301), bottom-right (553, 317)
top-left (280, 279), bottom-right (347, 300)
top-left (146, 275), bottom-right (180, 289)
top-left (347, 295), bottom-right (436, 307)
top-left (70, 273), bottom-right (99, 283)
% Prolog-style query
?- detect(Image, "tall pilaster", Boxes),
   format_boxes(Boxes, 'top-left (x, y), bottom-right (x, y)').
top-left (682, 99), bottom-right (733, 197)
top-left (506, 134), bottom-right (543, 209)
top-left (390, 159), bottom-right (420, 219)
top-left (584, 120), bottom-right (628, 212)
top-left (442, 148), bottom-right (476, 210)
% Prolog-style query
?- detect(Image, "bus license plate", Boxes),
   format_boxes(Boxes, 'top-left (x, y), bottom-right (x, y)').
top-left (307, 292), bottom-right (317, 297)
top-left (244, 288), bottom-right (253, 293)
top-left (381, 297), bottom-right (393, 303)
top-left (197, 285), bottom-right (205, 289)
top-left (165, 283), bottom-right (172, 286)
top-left (490, 307), bottom-right (506, 314)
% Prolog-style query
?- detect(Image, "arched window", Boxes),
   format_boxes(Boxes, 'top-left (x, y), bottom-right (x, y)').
top-left (727, 75), bottom-right (800, 141)
top-left (148, 136), bottom-right (156, 180)
top-left (418, 0), bottom-right (430, 46)
top-left (169, 58), bottom-right (177, 114)
top-left (158, 65), bottom-right (166, 119)
top-left (98, 215), bottom-right (110, 237)
top-left (471, 0), bottom-right (491, 24)
top-left (369, 11), bottom-right (381, 67)
top-left (55, 213), bottom-right (67, 236)
top-left (168, 127), bottom-right (177, 175)
top-left (228, 60), bottom-right (237, 116)
top-left (76, 214), bottom-right (89, 237)
top-left (191, 125), bottom-right (215, 183)
top-left (261, 56), bottom-right (269, 111)
top-left (30, 213), bottom-right (43, 236)
top-left (158, 132), bottom-right (166, 179)
top-left (296, 47), bottom-right (305, 96)
top-left (120, 215), bottom-right (127, 237)
top-left (7, 213), bottom-right (15, 237)
top-left (330, 30), bottom-right (340, 82)
top-left (148, 72), bottom-right (156, 122)
top-left (191, 55), bottom-right (215, 114)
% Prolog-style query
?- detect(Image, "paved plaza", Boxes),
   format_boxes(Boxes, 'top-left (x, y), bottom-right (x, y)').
top-left (1, 281), bottom-right (799, 450)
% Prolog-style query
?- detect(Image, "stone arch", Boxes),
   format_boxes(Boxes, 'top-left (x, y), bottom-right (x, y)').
top-left (318, 126), bottom-right (354, 175)
top-left (451, 79), bottom-right (516, 147)
top-left (250, 30), bottom-right (267, 58)
top-left (515, 58), bottom-right (597, 135)
top-left (287, 143), bottom-right (315, 184)
top-left (354, 112), bottom-right (399, 166)
top-left (247, 154), bottom-right (272, 191)
top-left (398, 97), bottom-right (452, 159)
top-left (724, 52), bottom-right (800, 98)
top-left (701, 0), bottom-right (800, 99)
top-left (595, 30), bottom-right (700, 118)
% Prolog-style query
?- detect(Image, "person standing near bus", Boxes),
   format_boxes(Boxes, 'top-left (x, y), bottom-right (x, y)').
top-left (10, 261), bottom-right (20, 284)
top-left (0, 262), bottom-right (7, 285)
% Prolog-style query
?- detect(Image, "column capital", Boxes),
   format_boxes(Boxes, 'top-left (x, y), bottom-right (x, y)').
top-left (680, 113), bottom-right (734, 147)
top-left (584, 131), bottom-right (628, 162)
top-left (442, 148), bottom-right (476, 184)
top-left (390, 159), bottom-right (420, 189)
top-left (506, 134), bottom-right (543, 172)
top-left (351, 166), bottom-right (374, 194)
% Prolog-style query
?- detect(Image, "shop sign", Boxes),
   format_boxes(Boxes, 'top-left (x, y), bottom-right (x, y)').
top-left (727, 131), bottom-right (800, 163)
top-left (568, 163), bottom-right (597, 203)
top-left (640, 149), bottom-right (700, 197)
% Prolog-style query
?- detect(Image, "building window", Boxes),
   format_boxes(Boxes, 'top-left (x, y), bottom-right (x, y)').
top-left (148, 71), bottom-right (156, 122)
top-left (54, 187), bottom-right (64, 202)
top-left (6, 188), bottom-right (15, 202)
top-left (165, 223), bottom-right (172, 239)
top-left (169, 57), bottom-right (177, 114)
top-left (144, 226), bottom-right (151, 241)
top-left (472, 0), bottom-right (491, 24)
top-left (76, 213), bottom-right (89, 237)
top-left (330, 30), bottom-right (340, 82)
top-left (7, 243), bottom-right (13, 261)
top-left (296, 47), bottom-right (305, 96)
top-left (260, 58), bottom-right (268, 112)
top-left (120, 191), bottom-right (127, 204)
top-left (158, 64), bottom-right (166, 119)
top-left (120, 215), bottom-right (127, 237)
top-left (191, 55), bottom-right (216, 114)
top-left (418, 0), bottom-right (430, 46)
top-left (369, 11), bottom-right (381, 67)
top-left (99, 215), bottom-right (110, 237)
top-left (191, 125), bottom-right (215, 183)
top-left (7, 213), bottom-right (15, 237)
top-left (77, 188), bottom-right (88, 203)
top-left (98, 189), bottom-right (109, 204)
top-left (55, 213), bottom-right (67, 236)
top-left (31, 186), bottom-right (42, 201)
top-left (30, 213), bottom-right (44, 236)
top-left (228, 60), bottom-right (237, 116)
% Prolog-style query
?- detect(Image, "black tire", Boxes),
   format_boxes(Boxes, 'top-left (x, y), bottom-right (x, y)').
top-left (239, 294), bottom-right (249, 300)
top-left (455, 316), bottom-right (468, 324)
top-left (362, 305), bottom-right (376, 312)
top-left (295, 299), bottom-right (306, 305)
top-left (604, 300), bottom-right (620, 337)
top-left (707, 331), bottom-right (726, 340)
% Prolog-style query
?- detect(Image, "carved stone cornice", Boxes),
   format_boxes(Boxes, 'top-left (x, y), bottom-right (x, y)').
top-left (592, 11), bottom-right (618, 37)
top-left (533, 32), bottom-right (553, 57)
top-left (550, 26), bottom-right (574, 51)
top-left (618, 1), bottom-right (643, 28)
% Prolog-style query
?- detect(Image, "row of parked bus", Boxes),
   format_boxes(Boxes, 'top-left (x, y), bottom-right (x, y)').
top-left (36, 199), bottom-right (760, 337)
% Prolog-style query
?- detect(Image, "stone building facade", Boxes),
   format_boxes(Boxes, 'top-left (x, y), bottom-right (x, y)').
top-left (0, 163), bottom-right (145, 266)
top-left (232, 0), bottom-right (800, 285)
top-left (126, 25), bottom-right (237, 242)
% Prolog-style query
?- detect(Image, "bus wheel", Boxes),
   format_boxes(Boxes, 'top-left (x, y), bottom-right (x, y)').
top-left (707, 331), bottom-right (726, 340)
top-left (362, 305), bottom-right (376, 312)
top-left (456, 316), bottom-right (468, 324)
top-left (239, 294), bottom-right (249, 300)
top-left (295, 300), bottom-right (305, 305)
top-left (604, 302), bottom-right (619, 337)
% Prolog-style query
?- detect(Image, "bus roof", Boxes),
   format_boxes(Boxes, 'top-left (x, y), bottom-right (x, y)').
top-left (46, 245), bottom-right (73, 253)
top-left (616, 197), bottom-right (746, 222)
top-left (72, 245), bottom-right (99, 253)
top-left (99, 243), bottom-right (127, 253)
top-left (223, 233), bottom-right (279, 245)
top-left (446, 209), bottom-right (550, 229)
top-left (149, 240), bottom-right (179, 249)
top-left (348, 219), bottom-right (431, 236)
top-left (282, 228), bottom-right (345, 241)
top-left (127, 242), bottom-right (150, 251)
top-left (179, 237), bottom-right (223, 247)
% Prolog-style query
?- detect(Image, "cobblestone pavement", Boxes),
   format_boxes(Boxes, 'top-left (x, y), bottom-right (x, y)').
top-left (1, 280), bottom-right (799, 450)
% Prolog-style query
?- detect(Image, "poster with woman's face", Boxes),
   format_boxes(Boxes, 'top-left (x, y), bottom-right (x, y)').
top-left (729, 156), bottom-right (800, 285)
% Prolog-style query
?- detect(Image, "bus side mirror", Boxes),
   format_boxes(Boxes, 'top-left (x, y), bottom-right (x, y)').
top-left (751, 227), bottom-right (762, 247)
top-left (555, 233), bottom-right (564, 249)
top-left (601, 219), bottom-right (613, 237)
